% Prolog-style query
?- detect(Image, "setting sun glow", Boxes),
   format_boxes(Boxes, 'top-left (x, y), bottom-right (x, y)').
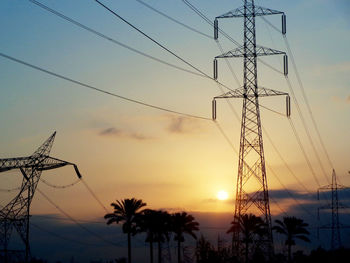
top-left (217, 190), bottom-right (229, 201)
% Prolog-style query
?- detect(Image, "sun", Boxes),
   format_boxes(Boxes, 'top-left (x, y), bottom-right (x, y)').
top-left (217, 190), bottom-right (229, 201)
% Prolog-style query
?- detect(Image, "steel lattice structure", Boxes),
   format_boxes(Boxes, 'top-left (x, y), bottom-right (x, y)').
top-left (212, 0), bottom-right (289, 260)
top-left (318, 169), bottom-right (349, 250)
top-left (0, 132), bottom-right (82, 263)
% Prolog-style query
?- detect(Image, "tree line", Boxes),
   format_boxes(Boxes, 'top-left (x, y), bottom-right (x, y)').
top-left (104, 198), bottom-right (312, 263)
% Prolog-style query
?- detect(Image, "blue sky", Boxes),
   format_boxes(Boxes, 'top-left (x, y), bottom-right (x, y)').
top-left (1, 0), bottom-right (350, 261)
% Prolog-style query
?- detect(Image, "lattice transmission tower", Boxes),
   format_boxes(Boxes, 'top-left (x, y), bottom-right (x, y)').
top-left (212, 0), bottom-right (290, 259)
top-left (318, 169), bottom-right (350, 250)
top-left (0, 132), bottom-right (82, 263)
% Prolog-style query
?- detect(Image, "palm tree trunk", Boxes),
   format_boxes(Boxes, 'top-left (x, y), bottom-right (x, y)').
top-left (158, 240), bottom-right (162, 263)
top-left (128, 232), bottom-right (131, 263)
top-left (150, 241), bottom-right (153, 263)
top-left (178, 240), bottom-right (181, 263)
top-left (288, 243), bottom-right (291, 263)
top-left (245, 241), bottom-right (249, 263)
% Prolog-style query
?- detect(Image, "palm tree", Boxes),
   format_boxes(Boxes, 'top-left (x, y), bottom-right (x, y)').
top-left (154, 210), bottom-right (171, 263)
top-left (227, 214), bottom-right (266, 263)
top-left (273, 216), bottom-right (310, 262)
top-left (171, 212), bottom-right (199, 263)
top-left (104, 198), bottom-right (146, 263)
top-left (136, 209), bottom-right (171, 263)
top-left (135, 209), bottom-right (156, 263)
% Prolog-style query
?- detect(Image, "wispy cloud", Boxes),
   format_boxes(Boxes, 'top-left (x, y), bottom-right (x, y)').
top-left (99, 127), bottom-right (152, 140)
top-left (166, 115), bottom-right (203, 134)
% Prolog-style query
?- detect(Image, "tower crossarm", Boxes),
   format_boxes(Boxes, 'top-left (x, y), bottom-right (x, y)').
top-left (36, 156), bottom-right (82, 178)
top-left (216, 5), bottom-right (283, 19)
top-left (0, 156), bottom-right (81, 179)
top-left (318, 184), bottom-right (349, 197)
top-left (214, 87), bottom-right (288, 99)
top-left (0, 132), bottom-right (83, 262)
top-left (0, 156), bottom-right (44, 173)
top-left (215, 45), bottom-right (285, 59)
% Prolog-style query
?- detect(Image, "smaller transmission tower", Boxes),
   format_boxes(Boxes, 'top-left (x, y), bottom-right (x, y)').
top-left (0, 132), bottom-right (82, 263)
top-left (318, 169), bottom-right (349, 250)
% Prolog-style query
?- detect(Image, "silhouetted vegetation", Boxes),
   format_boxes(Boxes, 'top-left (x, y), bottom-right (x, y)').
top-left (273, 216), bottom-right (310, 263)
top-left (171, 212), bottom-right (199, 263)
top-left (100, 198), bottom-right (348, 263)
top-left (104, 198), bottom-right (147, 263)
top-left (136, 209), bottom-right (172, 263)
top-left (195, 235), bottom-right (233, 263)
top-left (227, 214), bottom-right (267, 263)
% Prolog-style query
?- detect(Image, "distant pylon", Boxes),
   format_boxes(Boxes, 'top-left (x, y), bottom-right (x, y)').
top-left (318, 169), bottom-right (349, 250)
top-left (212, 0), bottom-right (290, 260)
top-left (0, 132), bottom-right (82, 263)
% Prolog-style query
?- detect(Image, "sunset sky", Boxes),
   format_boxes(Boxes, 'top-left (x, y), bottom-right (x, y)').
top-left (0, 0), bottom-right (349, 261)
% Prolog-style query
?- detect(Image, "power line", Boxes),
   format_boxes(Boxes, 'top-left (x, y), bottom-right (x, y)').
top-left (181, 0), bottom-right (284, 74)
top-left (288, 117), bottom-right (321, 187)
top-left (270, 197), bottom-right (288, 216)
top-left (214, 121), bottom-right (238, 155)
top-left (94, 0), bottom-right (234, 93)
top-left (29, 0), bottom-right (284, 119)
top-left (81, 178), bottom-right (109, 213)
top-left (284, 36), bottom-right (334, 170)
top-left (262, 126), bottom-right (313, 194)
top-left (261, 15), bottom-right (335, 174)
top-left (0, 52), bottom-right (211, 121)
top-left (267, 165), bottom-right (315, 219)
top-left (259, 17), bottom-right (322, 193)
top-left (286, 77), bottom-right (329, 184)
top-left (28, 0), bottom-right (205, 79)
top-left (260, 16), bottom-right (282, 34)
top-left (40, 178), bottom-right (81, 189)
top-left (215, 40), bottom-right (241, 87)
top-left (36, 188), bottom-right (123, 247)
top-left (260, 15), bottom-right (332, 184)
top-left (135, 0), bottom-right (212, 39)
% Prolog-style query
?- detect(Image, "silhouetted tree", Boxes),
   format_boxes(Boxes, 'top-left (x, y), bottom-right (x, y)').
top-left (171, 212), bottom-right (199, 263)
top-left (137, 209), bottom-right (171, 263)
top-left (196, 235), bottom-right (213, 263)
top-left (227, 214), bottom-right (266, 263)
top-left (273, 216), bottom-right (310, 263)
top-left (104, 198), bottom-right (146, 263)
top-left (154, 211), bottom-right (172, 263)
top-left (196, 235), bottom-right (233, 263)
top-left (136, 209), bottom-right (157, 263)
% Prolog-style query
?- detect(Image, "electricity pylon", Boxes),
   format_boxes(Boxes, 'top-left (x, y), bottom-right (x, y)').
top-left (212, 0), bottom-right (289, 260)
top-left (0, 132), bottom-right (82, 263)
top-left (318, 169), bottom-right (349, 250)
